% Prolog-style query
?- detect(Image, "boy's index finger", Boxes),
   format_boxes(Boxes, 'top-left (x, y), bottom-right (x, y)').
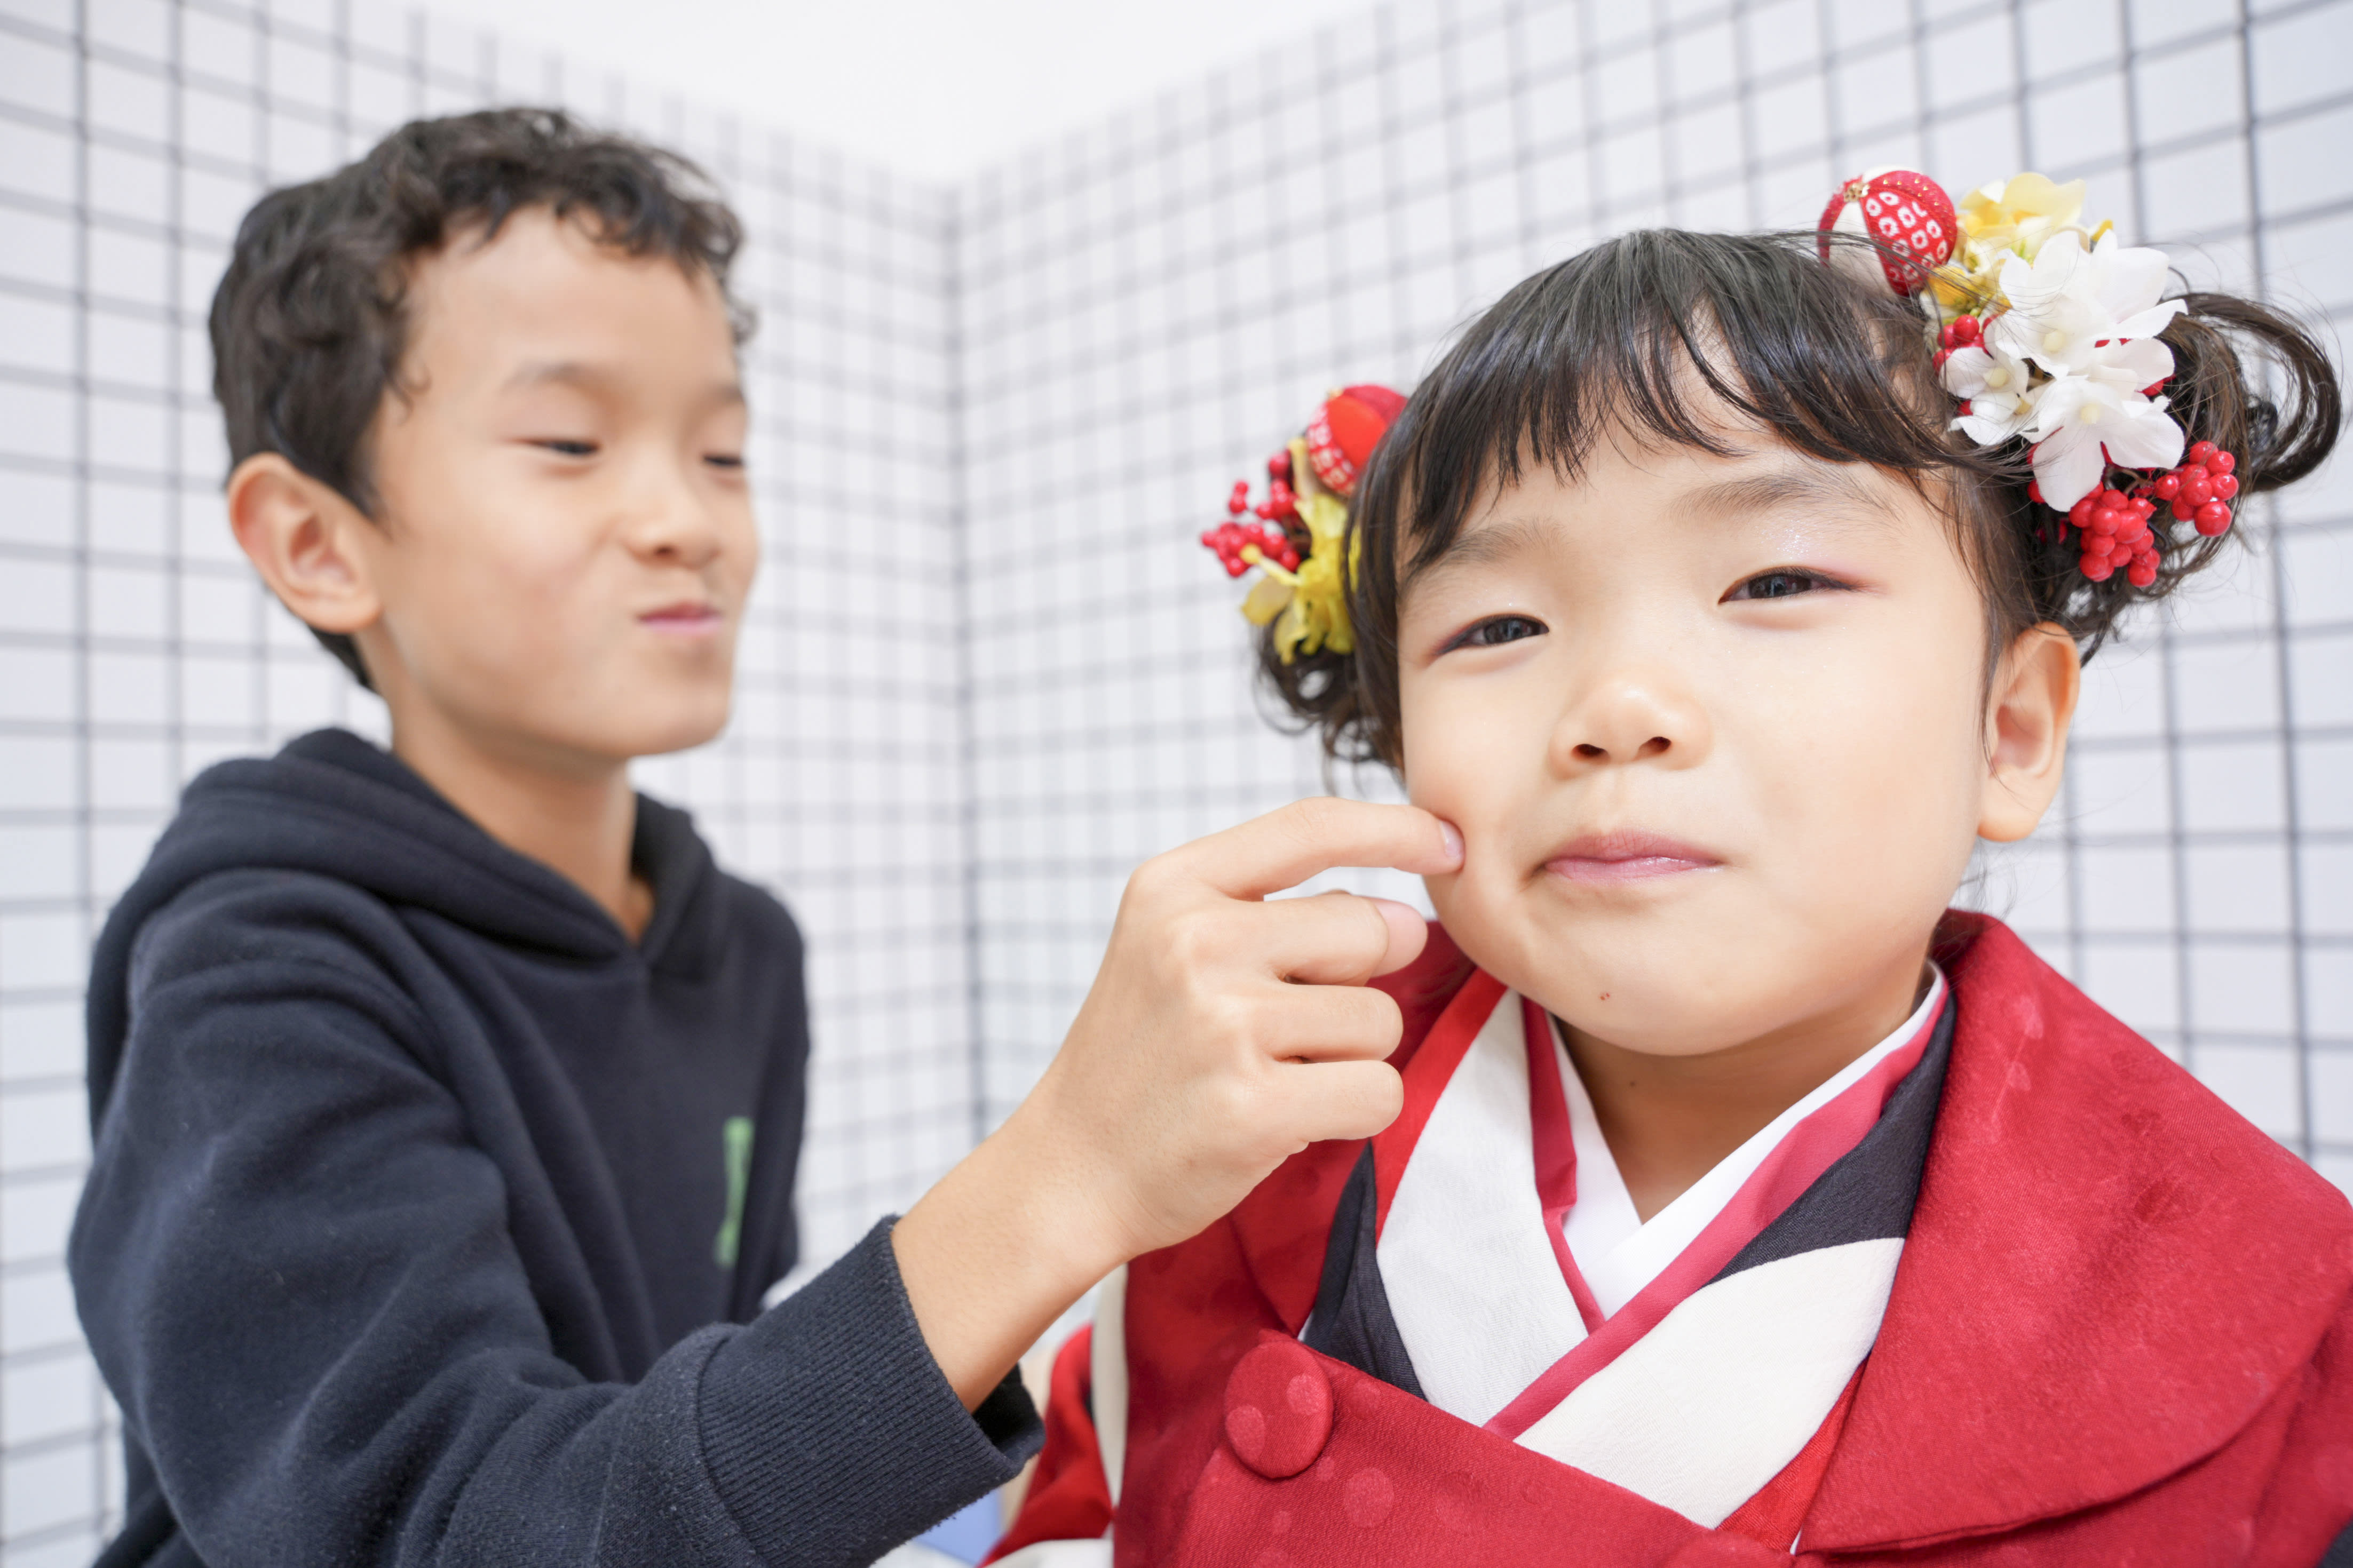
top-left (1174, 798), bottom-right (1464, 900)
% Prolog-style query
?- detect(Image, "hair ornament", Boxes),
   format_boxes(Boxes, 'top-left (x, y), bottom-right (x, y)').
top-left (1821, 168), bottom-right (2237, 587)
top-left (1201, 384), bottom-right (1406, 663)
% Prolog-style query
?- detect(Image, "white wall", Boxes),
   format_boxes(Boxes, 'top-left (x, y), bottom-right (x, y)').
top-left (2, 0), bottom-right (2349, 1561)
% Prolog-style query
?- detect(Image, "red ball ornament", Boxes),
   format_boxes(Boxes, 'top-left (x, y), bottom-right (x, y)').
top-left (2213, 473), bottom-right (2239, 500)
top-left (2195, 501), bottom-right (2231, 536)
top-left (1817, 168), bottom-right (1959, 297)
top-left (1304, 384), bottom-right (1409, 498)
top-left (2188, 440), bottom-right (2218, 465)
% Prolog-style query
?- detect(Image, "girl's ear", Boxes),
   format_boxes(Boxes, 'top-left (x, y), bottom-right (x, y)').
top-left (1978, 623), bottom-right (2081, 843)
top-left (226, 454), bottom-right (384, 639)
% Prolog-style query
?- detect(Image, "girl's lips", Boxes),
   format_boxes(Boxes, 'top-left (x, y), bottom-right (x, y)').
top-left (1543, 831), bottom-right (1722, 885)
top-left (639, 602), bottom-right (722, 634)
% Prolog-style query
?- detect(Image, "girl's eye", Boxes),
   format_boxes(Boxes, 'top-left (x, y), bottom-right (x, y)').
top-left (534, 439), bottom-right (599, 458)
top-left (1726, 569), bottom-right (1835, 601)
top-left (1448, 614), bottom-right (1547, 651)
top-left (704, 452), bottom-right (746, 471)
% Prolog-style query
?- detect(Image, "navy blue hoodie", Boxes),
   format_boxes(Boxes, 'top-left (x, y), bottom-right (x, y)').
top-left (70, 729), bottom-right (1037, 1567)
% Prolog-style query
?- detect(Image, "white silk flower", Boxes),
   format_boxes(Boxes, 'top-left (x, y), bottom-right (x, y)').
top-left (1990, 230), bottom-right (2188, 378)
top-left (2025, 372), bottom-right (2186, 512)
top-left (1941, 339), bottom-right (2040, 444)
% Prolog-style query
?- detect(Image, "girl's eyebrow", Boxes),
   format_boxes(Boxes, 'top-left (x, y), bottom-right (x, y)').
top-left (1680, 465), bottom-right (1891, 528)
top-left (1416, 461), bottom-right (1894, 587)
top-left (1417, 514), bottom-right (1556, 578)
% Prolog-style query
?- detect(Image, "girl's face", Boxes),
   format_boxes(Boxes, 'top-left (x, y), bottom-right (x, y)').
top-left (1397, 426), bottom-right (2077, 1059)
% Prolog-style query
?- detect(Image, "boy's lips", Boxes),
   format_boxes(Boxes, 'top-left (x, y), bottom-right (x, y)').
top-left (639, 601), bottom-right (722, 634)
top-left (1543, 830), bottom-right (1722, 885)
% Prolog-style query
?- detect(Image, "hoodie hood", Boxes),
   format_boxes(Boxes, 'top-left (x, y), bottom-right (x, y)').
top-left (86, 728), bottom-right (723, 1123)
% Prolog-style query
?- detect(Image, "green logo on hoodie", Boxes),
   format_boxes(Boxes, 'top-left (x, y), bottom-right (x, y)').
top-left (714, 1116), bottom-right (754, 1270)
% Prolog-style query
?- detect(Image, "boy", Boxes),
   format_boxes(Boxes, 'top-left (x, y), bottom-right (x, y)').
top-left (72, 108), bottom-right (1460, 1567)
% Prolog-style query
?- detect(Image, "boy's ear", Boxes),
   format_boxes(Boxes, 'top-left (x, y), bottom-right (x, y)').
top-left (1978, 622), bottom-right (2081, 843)
top-left (226, 453), bottom-right (383, 638)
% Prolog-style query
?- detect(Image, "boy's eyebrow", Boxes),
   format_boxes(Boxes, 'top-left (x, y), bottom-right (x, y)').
top-left (503, 360), bottom-right (746, 405)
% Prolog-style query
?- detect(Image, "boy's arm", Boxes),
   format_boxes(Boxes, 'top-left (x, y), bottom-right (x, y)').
top-left (70, 872), bottom-right (1027, 1568)
top-left (69, 799), bottom-right (1452, 1566)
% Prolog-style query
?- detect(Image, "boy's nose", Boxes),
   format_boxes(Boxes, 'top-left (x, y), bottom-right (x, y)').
top-left (620, 477), bottom-right (727, 568)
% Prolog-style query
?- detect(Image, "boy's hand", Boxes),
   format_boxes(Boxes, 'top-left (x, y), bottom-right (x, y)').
top-left (890, 799), bottom-right (1462, 1406)
top-left (1020, 798), bottom-right (1461, 1261)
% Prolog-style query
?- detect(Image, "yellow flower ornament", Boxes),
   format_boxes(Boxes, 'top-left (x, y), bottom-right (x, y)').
top-left (1937, 173), bottom-right (2111, 316)
top-left (1201, 384), bottom-right (1407, 663)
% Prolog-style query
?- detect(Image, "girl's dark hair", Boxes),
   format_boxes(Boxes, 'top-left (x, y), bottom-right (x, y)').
top-left (209, 107), bottom-right (750, 689)
top-left (1264, 228), bottom-right (2340, 768)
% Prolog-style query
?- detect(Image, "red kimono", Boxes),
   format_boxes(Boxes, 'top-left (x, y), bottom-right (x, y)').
top-left (991, 914), bottom-right (2353, 1565)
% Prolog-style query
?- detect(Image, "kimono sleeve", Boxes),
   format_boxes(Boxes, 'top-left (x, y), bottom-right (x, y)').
top-left (2251, 1285), bottom-right (2353, 1566)
top-left (986, 1324), bottom-right (1116, 1565)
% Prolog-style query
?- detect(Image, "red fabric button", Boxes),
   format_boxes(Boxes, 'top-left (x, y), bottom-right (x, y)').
top-left (1664, 1533), bottom-right (1791, 1566)
top-left (1222, 1340), bottom-right (1333, 1479)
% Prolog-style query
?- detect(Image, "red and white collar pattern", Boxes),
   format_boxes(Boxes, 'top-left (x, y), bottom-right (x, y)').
top-left (1304, 967), bottom-right (1952, 1530)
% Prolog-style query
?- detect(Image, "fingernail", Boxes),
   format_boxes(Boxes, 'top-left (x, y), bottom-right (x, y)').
top-left (1438, 821), bottom-right (1463, 866)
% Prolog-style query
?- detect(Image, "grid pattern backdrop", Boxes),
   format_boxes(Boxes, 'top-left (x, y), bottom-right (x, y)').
top-left (1, 0), bottom-right (2349, 1560)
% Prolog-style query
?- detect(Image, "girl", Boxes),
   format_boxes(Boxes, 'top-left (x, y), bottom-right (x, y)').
top-left (988, 170), bottom-right (2351, 1564)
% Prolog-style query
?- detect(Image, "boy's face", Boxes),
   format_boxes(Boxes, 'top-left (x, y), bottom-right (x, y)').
top-left (1397, 423), bottom-right (2058, 1058)
top-left (353, 208), bottom-right (755, 767)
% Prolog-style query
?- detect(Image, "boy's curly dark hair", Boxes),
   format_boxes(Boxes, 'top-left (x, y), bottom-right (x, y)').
top-left (1261, 229), bottom-right (2341, 769)
top-left (209, 107), bottom-right (750, 689)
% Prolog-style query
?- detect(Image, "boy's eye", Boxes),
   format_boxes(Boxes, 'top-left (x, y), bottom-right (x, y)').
top-left (1726, 569), bottom-right (1835, 601)
top-left (533, 439), bottom-right (599, 458)
top-left (1447, 614), bottom-right (1547, 651)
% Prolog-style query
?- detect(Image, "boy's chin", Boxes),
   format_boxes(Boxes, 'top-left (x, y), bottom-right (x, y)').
top-left (540, 684), bottom-right (734, 764)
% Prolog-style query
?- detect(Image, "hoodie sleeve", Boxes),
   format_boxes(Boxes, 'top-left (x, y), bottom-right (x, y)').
top-left (69, 871), bottom-right (1037, 1568)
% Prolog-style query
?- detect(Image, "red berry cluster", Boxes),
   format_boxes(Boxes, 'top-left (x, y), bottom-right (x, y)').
top-left (2066, 486), bottom-right (2161, 586)
top-left (1929, 312), bottom-right (1983, 371)
top-left (1200, 450), bottom-right (1305, 577)
top-left (2147, 441), bottom-right (2238, 536)
top-left (2061, 442), bottom-right (2240, 588)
